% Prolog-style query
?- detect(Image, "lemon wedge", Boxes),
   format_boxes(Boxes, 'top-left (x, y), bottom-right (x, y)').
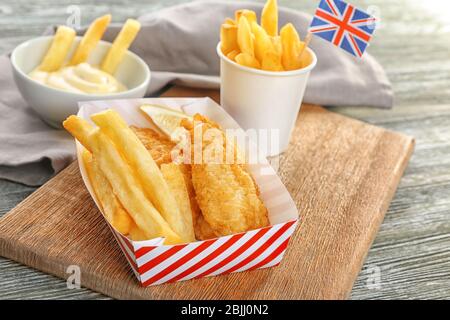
top-left (140, 104), bottom-right (192, 139)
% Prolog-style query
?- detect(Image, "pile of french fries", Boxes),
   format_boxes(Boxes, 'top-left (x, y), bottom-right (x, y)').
top-left (220, 0), bottom-right (308, 71)
top-left (64, 110), bottom-right (195, 244)
top-left (37, 14), bottom-right (141, 75)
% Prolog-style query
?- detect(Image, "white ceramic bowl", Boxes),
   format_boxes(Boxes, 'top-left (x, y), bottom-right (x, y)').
top-left (11, 36), bottom-right (151, 128)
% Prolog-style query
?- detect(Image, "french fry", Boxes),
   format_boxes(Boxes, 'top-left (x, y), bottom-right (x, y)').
top-left (62, 115), bottom-right (95, 149)
top-left (226, 49), bottom-right (240, 61)
top-left (237, 16), bottom-right (254, 57)
top-left (235, 9), bottom-right (257, 24)
top-left (161, 163), bottom-right (195, 242)
top-left (82, 149), bottom-right (133, 235)
top-left (224, 18), bottom-right (236, 25)
top-left (90, 110), bottom-right (193, 243)
top-left (261, 49), bottom-right (284, 71)
top-left (280, 23), bottom-right (303, 70)
top-left (38, 25), bottom-right (76, 72)
top-left (69, 14), bottom-right (111, 65)
top-left (235, 53), bottom-right (261, 69)
top-left (260, 35), bottom-right (283, 71)
top-left (270, 36), bottom-right (282, 56)
top-left (220, 23), bottom-right (238, 55)
top-left (128, 222), bottom-right (148, 241)
top-left (63, 115), bottom-right (182, 244)
top-left (100, 18), bottom-right (141, 74)
top-left (261, 0), bottom-right (278, 37)
top-left (251, 22), bottom-right (272, 64)
top-left (178, 164), bottom-right (201, 222)
top-left (298, 41), bottom-right (311, 67)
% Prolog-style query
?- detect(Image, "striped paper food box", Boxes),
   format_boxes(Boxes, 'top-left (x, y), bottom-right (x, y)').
top-left (76, 97), bottom-right (300, 287)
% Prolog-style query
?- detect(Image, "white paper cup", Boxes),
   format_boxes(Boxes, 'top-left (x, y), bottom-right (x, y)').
top-left (217, 43), bottom-right (317, 156)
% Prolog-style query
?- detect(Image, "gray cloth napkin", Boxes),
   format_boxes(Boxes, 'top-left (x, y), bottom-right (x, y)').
top-left (0, 0), bottom-right (393, 187)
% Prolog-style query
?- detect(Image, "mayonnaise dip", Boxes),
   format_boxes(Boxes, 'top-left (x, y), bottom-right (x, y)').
top-left (29, 62), bottom-right (127, 94)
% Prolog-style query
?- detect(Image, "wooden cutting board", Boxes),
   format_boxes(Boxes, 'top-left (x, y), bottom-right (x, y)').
top-left (0, 86), bottom-right (414, 299)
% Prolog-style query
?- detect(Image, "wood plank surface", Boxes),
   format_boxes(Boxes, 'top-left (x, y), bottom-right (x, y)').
top-left (0, 86), bottom-right (414, 299)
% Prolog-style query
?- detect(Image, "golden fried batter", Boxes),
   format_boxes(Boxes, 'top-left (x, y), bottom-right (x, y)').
top-left (182, 114), bottom-right (269, 237)
top-left (131, 126), bottom-right (175, 167)
top-left (195, 214), bottom-right (219, 240)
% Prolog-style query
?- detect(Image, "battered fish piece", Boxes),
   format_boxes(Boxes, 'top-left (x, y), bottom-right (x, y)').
top-left (195, 214), bottom-right (218, 240)
top-left (182, 114), bottom-right (269, 237)
top-left (131, 126), bottom-right (175, 167)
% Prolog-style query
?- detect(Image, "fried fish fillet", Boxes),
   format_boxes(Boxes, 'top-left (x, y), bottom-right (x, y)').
top-left (182, 114), bottom-right (269, 237)
top-left (131, 126), bottom-right (175, 167)
top-left (195, 214), bottom-right (218, 240)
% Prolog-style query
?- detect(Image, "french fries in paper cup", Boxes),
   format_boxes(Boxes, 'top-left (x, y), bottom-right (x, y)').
top-left (217, 0), bottom-right (317, 156)
top-left (72, 98), bottom-right (299, 287)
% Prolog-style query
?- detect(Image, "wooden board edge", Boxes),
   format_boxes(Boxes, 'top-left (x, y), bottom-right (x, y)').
top-left (343, 135), bottom-right (415, 299)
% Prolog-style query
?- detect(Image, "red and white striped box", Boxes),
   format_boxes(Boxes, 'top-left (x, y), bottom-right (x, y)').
top-left (76, 97), bottom-right (299, 287)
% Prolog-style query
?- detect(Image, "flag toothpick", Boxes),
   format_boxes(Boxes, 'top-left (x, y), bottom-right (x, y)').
top-left (308, 0), bottom-right (377, 58)
top-left (299, 32), bottom-right (312, 62)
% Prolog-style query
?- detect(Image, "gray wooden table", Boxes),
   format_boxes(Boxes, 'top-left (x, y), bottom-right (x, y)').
top-left (0, 0), bottom-right (449, 300)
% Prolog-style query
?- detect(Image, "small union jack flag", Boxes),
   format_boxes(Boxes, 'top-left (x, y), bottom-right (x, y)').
top-left (309, 0), bottom-right (377, 57)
